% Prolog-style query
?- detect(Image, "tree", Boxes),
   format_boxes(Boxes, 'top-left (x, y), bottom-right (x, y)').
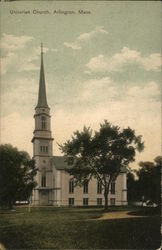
top-left (127, 168), bottom-right (143, 203)
top-left (135, 156), bottom-right (161, 205)
top-left (60, 120), bottom-right (144, 210)
top-left (0, 144), bottom-right (37, 209)
top-left (127, 170), bottom-right (137, 203)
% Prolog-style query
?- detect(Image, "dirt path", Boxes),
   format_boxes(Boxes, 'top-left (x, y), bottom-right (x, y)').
top-left (91, 211), bottom-right (147, 221)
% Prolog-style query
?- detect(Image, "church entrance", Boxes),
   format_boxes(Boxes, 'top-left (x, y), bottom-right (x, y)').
top-left (39, 190), bottom-right (49, 205)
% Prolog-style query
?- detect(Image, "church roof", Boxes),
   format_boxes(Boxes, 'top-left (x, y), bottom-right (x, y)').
top-left (53, 156), bottom-right (71, 170)
top-left (36, 43), bottom-right (48, 108)
top-left (53, 155), bottom-right (127, 173)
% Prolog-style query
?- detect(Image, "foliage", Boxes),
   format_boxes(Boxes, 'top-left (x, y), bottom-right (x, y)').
top-left (127, 170), bottom-right (139, 202)
top-left (60, 120), bottom-right (144, 209)
top-left (127, 156), bottom-right (161, 204)
top-left (135, 156), bottom-right (161, 204)
top-left (0, 144), bottom-right (37, 208)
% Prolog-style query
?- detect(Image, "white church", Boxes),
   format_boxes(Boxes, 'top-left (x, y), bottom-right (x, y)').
top-left (31, 45), bottom-right (127, 206)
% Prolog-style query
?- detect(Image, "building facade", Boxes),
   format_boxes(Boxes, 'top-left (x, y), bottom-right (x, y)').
top-left (31, 46), bottom-right (127, 206)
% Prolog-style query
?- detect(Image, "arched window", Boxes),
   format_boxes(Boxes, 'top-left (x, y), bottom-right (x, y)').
top-left (41, 116), bottom-right (46, 130)
top-left (83, 180), bottom-right (88, 194)
top-left (97, 180), bottom-right (102, 194)
top-left (41, 171), bottom-right (46, 187)
top-left (111, 181), bottom-right (115, 194)
top-left (69, 180), bottom-right (74, 193)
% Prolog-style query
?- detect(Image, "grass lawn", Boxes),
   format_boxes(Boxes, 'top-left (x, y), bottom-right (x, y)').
top-left (0, 206), bottom-right (160, 249)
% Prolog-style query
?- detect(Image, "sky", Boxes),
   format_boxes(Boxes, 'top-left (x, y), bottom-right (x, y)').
top-left (0, 1), bottom-right (161, 169)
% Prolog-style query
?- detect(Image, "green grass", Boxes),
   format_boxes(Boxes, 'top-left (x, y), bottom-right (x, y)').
top-left (0, 206), bottom-right (160, 249)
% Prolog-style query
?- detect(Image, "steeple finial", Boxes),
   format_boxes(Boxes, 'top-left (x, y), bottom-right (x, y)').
top-left (36, 43), bottom-right (48, 108)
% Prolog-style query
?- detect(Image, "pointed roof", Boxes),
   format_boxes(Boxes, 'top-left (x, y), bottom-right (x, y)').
top-left (36, 43), bottom-right (48, 108)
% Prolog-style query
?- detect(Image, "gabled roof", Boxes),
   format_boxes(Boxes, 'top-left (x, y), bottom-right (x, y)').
top-left (53, 155), bottom-right (127, 173)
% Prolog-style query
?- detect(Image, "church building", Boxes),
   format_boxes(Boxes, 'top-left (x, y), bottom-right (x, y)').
top-left (31, 45), bottom-right (127, 206)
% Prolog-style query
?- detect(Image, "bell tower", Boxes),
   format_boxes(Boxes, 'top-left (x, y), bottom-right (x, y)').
top-left (32, 43), bottom-right (54, 205)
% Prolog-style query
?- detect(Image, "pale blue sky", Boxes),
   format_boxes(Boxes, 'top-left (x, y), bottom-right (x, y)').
top-left (0, 1), bottom-right (161, 168)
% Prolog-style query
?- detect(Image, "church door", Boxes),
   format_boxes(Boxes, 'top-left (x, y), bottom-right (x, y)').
top-left (40, 190), bottom-right (49, 205)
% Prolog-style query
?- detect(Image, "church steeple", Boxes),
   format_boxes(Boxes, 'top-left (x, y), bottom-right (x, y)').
top-left (36, 43), bottom-right (48, 108)
top-left (32, 44), bottom-right (53, 206)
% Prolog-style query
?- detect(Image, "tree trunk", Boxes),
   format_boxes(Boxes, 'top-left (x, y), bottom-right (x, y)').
top-left (104, 187), bottom-right (109, 211)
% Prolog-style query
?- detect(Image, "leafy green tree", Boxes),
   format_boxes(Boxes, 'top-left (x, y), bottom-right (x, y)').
top-left (127, 169), bottom-right (141, 203)
top-left (0, 144), bottom-right (37, 209)
top-left (135, 156), bottom-right (161, 204)
top-left (127, 170), bottom-right (137, 203)
top-left (60, 120), bottom-right (144, 210)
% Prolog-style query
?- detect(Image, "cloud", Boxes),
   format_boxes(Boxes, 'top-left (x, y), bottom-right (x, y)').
top-left (86, 54), bottom-right (108, 72)
top-left (1, 77), bottom-right (38, 118)
top-left (77, 26), bottom-right (108, 41)
top-left (64, 42), bottom-right (81, 50)
top-left (75, 76), bottom-right (160, 106)
top-left (0, 33), bottom-right (34, 51)
top-left (18, 46), bottom-right (49, 72)
top-left (1, 44), bottom-right (49, 74)
top-left (64, 26), bottom-right (108, 50)
top-left (139, 53), bottom-right (161, 71)
top-left (0, 34), bottom-right (50, 74)
top-left (127, 81), bottom-right (160, 100)
top-left (1, 75), bottom-right (160, 167)
top-left (78, 77), bottom-right (117, 102)
top-left (86, 47), bottom-right (161, 73)
top-left (0, 33), bottom-right (56, 74)
top-left (1, 50), bottom-right (39, 74)
top-left (1, 52), bottom-right (15, 74)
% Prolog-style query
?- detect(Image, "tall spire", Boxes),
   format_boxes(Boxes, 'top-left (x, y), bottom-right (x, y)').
top-left (36, 43), bottom-right (48, 108)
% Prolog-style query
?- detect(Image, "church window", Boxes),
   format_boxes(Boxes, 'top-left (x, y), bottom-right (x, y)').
top-left (41, 116), bottom-right (46, 130)
top-left (69, 180), bottom-right (74, 193)
top-left (83, 198), bottom-right (88, 206)
top-left (97, 180), bottom-right (102, 194)
top-left (111, 181), bottom-right (115, 194)
top-left (83, 180), bottom-right (88, 194)
top-left (68, 198), bottom-right (74, 206)
top-left (41, 174), bottom-right (46, 187)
